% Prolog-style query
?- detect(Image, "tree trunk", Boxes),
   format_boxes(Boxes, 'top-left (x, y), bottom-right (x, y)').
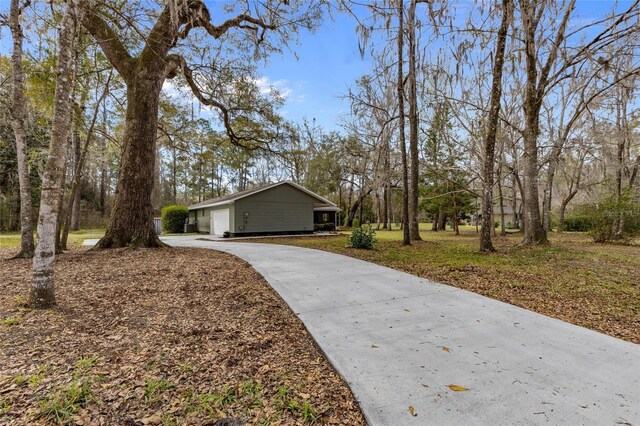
top-left (453, 195), bottom-right (459, 236)
top-left (542, 145), bottom-right (561, 233)
top-left (61, 78), bottom-right (109, 250)
top-left (498, 168), bottom-right (506, 236)
top-left (557, 196), bottom-right (573, 233)
top-left (95, 71), bottom-right (165, 248)
top-left (397, 0), bottom-right (410, 245)
top-left (438, 211), bottom-right (447, 231)
top-left (381, 187), bottom-right (388, 230)
top-left (480, 0), bottom-right (510, 251)
top-left (70, 127), bottom-right (82, 231)
top-left (8, 0), bottom-right (34, 259)
top-left (407, 0), bottom-right (421, 241)
top-left (31, 0), bottom-right (80, 308)
top-left (99, 102), bottom-right (108, 217)
top-left (346, 189), bottom-right (372, 227)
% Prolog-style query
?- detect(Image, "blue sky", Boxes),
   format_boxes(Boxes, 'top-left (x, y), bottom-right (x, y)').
top-left (252, 0), bottom-right (634, 131)
top-left (255, 11), bottom-right (373, 131)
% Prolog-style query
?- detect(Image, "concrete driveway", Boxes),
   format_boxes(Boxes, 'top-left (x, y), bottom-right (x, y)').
top-left (164, 236), bottom-right (639, 425)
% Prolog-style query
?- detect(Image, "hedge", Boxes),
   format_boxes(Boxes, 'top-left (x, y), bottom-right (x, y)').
top-left (161, 205), bottom-right (189, 233)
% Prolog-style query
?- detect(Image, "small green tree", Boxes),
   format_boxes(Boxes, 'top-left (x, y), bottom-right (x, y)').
top-left (576, 194), bottom-right (640, 243)
top-left (348, 225), bottom-right (376, 249)
top-left (161, 205), bottom-right (189, 233)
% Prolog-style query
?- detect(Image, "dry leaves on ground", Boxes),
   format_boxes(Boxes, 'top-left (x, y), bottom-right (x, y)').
top-left (0, 247), bottom-right (365, 426)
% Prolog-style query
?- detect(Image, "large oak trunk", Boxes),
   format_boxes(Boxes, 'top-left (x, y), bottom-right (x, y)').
top-left (95, 71), bottom-right (165, 248)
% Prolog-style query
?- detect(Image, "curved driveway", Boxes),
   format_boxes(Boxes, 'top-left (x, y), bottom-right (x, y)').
top-left (163, 235), bottom-right (639, 425)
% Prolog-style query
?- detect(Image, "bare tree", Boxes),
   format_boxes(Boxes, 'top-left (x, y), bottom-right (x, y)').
top-left (397, 0), bottom-right (410, 245)
top-left (407, 0), bottom-right (421, 241)
top-left (480, 0), bottom-right (512, 252)
top-left (30, 0), bottom-right (81, 308)
top-left (6, 0), bottom-right (34, 259)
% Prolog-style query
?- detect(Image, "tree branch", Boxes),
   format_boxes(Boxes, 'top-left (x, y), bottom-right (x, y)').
top-left (81, 5), bottom-right (135, 83)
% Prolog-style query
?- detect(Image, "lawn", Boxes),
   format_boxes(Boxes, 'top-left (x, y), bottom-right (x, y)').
top-left (253, 225), bottom-right (640, 343)
top-left (0, 248), bottom-right (365, 425)
top-left (0, 229), bottom-right (106, 250)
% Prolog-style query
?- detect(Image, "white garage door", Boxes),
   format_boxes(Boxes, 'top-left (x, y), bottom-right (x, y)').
top-left (210, 208), bottom-right (230, 236)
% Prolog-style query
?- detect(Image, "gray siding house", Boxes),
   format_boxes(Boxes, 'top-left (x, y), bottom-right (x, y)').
top-left (188, 181), bottom-right (339, 236)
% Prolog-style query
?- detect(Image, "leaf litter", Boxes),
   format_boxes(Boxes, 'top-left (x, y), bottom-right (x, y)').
top-left (0, 247), bottom-right (365, 425)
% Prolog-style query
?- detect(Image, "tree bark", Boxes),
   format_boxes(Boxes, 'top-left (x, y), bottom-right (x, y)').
top-left (70, 126), bottom-right (82, 231)
top-left (438, 211), bottom-right (447, 231)
top-left (519, 0), bottom-right (574, 245)
top-left (30, 0), bottom-right (80, 308)
top-left (407, 0), bottom-right (421, 241)
top-left (346, 188), bottom-right (372, 227)
top-left (8, 0), bottom-right (35, 259)
top-left (94, 71), bottom-right (166, 248)
top-left (497, 165), bottom-right (506, 236)
top-left (397, 0), bottom-right (410, 245)
top-left (480, 0), bottom-right (511, 252)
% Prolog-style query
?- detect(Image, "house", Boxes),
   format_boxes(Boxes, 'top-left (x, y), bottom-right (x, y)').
top-left (188, 181), bottom-right (340, 236)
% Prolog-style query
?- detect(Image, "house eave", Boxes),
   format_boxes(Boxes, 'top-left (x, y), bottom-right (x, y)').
top-left (188, 201), bottom-right (234, 211)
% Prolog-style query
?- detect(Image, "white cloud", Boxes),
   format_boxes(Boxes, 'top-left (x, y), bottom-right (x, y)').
top-left (253, 76), bottom-right (293, 100)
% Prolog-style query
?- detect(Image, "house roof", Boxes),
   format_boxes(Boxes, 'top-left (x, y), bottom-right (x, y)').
top-left (188, 181), bottom-right (338, 211)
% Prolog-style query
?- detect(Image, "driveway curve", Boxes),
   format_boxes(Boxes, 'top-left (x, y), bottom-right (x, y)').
top-left (163, 236), bottom-right (639, 425)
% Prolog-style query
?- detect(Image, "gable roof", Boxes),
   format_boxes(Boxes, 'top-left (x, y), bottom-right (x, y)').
top-left (188, 181), bottom-right (337, 211)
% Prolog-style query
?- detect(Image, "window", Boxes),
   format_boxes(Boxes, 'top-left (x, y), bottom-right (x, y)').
top-left (201, 210), bottom-right (205, 217)
top-left (322, 213), bottom-right (329, 222)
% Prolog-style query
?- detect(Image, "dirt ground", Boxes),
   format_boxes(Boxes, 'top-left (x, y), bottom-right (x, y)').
top-left (0, 247), bottom-right (365, 426)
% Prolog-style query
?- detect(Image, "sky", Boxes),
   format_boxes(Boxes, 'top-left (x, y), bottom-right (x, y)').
top-left (0, 0), bottom-right (635, 132)
top-left (241, 0), bottom-right (635, 131)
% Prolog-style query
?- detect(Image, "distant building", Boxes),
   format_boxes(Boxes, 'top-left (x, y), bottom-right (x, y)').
top-left (188, 181), bottom-right (339, 236)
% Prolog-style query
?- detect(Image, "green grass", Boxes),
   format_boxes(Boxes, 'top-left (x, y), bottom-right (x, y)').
top-left (39, 379), bottom-right (91, 424)
top-left (0, 229), bottom-right (106, 249)
top-left (255, 226), bottom-right (640, 343)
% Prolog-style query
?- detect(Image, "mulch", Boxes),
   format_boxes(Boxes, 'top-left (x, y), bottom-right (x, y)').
top-left (0, 247), bottom-right (366, 425)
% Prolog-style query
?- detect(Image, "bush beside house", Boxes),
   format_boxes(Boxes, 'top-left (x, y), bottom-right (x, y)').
top-left (162, 205), bottom-right (189, 233)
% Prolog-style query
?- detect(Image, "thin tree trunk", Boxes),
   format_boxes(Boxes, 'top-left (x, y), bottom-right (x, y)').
top-left (407, 0), bottom-right (421, 241)
top-left (31, 0), bottom-right (80, 308)
top-left (61, 76), bottom-right (110, 250)
top-left (397, 0), bottom-right (410, 245)
top-left (70, 126), bottom-right (82, 231)
top-left (542, 145), bottom-right (561, 233)
top-left (453, 194), bottom-right (459, 236)
top-left (498, 166), bottom-right (506, 236)
top-left (480, 0), bottom-right (511, 252)
top-left (8, 0), bottom-right (34, 259)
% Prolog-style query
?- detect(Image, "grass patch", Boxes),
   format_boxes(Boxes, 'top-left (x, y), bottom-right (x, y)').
top-left (256, 226), bottom-right (640, 343)
top-left (0, 229), bottom-right (106, 250)
top-left (144, 378), bottom-right (174, 402)
top-left (2, 316), bottom-right (21, 326)
top-left (39, 379), bottom-right (92, 424)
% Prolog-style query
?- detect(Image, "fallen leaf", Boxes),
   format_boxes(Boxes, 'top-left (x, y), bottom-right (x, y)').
top-left (442, 346), bottom-right (451, 352)
top-left (404, 308), bottom-right (410, 312)
top-left (448, 384), bottom-right (469, 392)
top-left (371, 344), bottom-right (379, 348)
top-left (408, 405), bottom-right (417, 416)
top-left (140, 415), bottom-right (162, 425)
